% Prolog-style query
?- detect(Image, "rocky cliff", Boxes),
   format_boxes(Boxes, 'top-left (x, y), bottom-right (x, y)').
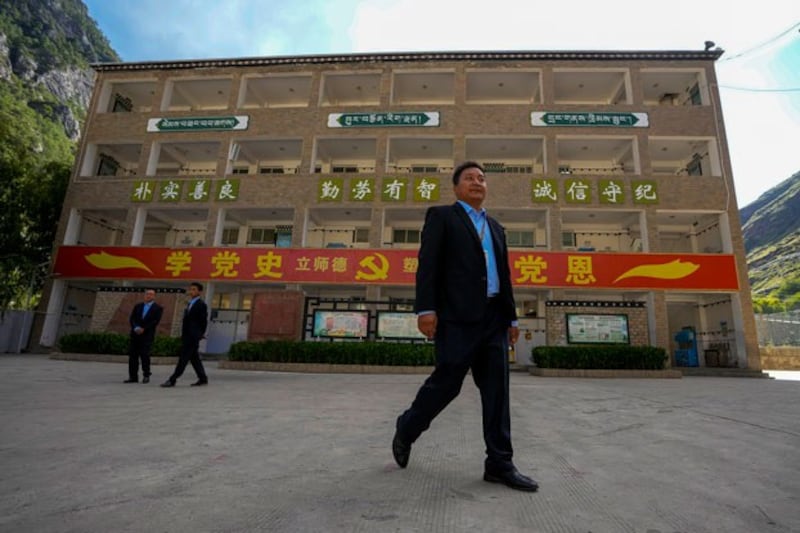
top-left (0, 0), bottom-right (119, 140)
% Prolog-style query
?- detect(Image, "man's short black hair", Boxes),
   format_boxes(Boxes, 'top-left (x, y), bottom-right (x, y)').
top-left (190, 282), bottom-right (203, 292)
top-left (452, 161), bottom-right (485, 185)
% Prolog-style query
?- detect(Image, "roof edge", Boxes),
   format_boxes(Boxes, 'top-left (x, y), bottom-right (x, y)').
top-left (91, 49), bottom-right (725, 72)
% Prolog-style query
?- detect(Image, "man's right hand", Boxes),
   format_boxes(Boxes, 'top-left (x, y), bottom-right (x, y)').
top-left (418, 313), bottom-right (437, 340)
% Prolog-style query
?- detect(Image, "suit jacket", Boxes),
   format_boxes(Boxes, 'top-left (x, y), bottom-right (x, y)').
top-left (182, 298), bottom-right (208, 342)
top-left (415, 202), bottom-right (517, 324)
top-left (129, 301), bottom-right (164, 341)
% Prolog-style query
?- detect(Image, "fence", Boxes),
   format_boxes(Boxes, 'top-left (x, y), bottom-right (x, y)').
top-left (0, 310), bottom-right (34, 353)
top-left (755, 312), bottom-right (800, 347)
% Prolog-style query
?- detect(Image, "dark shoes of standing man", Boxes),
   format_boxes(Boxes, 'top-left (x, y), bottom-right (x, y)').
top-left (392, 425), bottom-right (539, 492)
top-left (123, 376), bottom-right (150, 384)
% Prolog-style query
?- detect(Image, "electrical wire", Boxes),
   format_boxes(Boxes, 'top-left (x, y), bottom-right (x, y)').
top-left (718, 21), bottom-right (800, 62)
top-left (719, 85), bottom-right (800, 92)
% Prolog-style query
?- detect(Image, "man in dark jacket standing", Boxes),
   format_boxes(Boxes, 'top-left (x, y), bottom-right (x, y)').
top-left (392, 161), bottom-right (538, 492)
top-left (161, 282), bottom-right (209, 387)
top-left (125, 288), bottom-right (163, 384)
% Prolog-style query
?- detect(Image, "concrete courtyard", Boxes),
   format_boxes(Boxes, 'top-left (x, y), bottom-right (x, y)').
top-left (0, 355), bottom-right (798, 533)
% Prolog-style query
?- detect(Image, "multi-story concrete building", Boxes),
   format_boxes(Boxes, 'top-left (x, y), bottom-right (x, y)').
top-left (37, 49), bottom-right (759, 369)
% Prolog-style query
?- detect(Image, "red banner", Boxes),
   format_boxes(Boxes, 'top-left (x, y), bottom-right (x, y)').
top-left (52, 246), bottom-right (740, 290)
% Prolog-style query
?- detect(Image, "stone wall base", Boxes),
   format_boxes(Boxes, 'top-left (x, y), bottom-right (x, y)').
top-left (530, 368), bottom-right (682, 378)
top-left (760, 346), bottom-right (800, 370)
top-left (219, 361), bottom-right (433, 374)
top-left (50, 353), bottom-right (178, 364)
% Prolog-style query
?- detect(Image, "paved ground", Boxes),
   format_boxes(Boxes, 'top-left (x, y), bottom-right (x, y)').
top-left (0, 355), bottom-right (798, 533)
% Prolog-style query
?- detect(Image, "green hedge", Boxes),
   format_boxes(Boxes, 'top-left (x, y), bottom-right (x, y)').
top-left (532, 345), bottom-right (668, 370)
top-left (228, 340), bottom-right (436, 366)
top-left (58, 333), bottom-right (182, 357)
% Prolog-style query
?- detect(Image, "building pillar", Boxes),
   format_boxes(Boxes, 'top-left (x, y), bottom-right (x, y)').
top-left (130, 207), bottom-right (147, 245)
top-left (650, 291), bottom-right (670, 361)
top-left (62, 208), bottom-right (82, 245)
top-left (39, 280), bottom-right (67, 347)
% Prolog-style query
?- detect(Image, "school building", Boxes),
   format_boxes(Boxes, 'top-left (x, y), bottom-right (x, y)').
top-left (35, 49), bottom-right (759, 368)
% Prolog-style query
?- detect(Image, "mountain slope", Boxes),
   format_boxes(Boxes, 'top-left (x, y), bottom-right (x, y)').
top-left (741, 171), bottom-right (800, 298)
top-left (0, 0), bottom-right (119, 308)
top-left (0, 0), bottom-right (119, 140)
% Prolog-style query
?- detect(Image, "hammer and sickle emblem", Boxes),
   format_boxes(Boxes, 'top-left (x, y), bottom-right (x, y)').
top-left (355, 252), bottom-right (389, 281)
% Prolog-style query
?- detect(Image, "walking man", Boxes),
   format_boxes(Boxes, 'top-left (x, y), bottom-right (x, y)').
top-left (161, 282), bottom-right (209, 387)
top-left (392, 161), bottom-right (538, 491)
top-left (125, 288), bottom-right (163, 384)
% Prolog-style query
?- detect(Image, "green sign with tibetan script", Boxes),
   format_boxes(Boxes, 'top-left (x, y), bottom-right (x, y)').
top-left (328, 112), bottom-right (440, 128)
top-left (147, 116), bottom-right (249, 132)
top-left (531, 112), bottom-right (648, 128)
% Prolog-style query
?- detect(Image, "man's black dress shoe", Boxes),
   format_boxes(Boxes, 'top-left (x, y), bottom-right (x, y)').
top-left (190, 380), bottom-right (208, 387)
top-left (142, 376), bottom-right (150, 384)
top-left (483, 467), bottom-right (539, 492)
top-left (123, 378), bottom-right (138, 383)
top-left (392, 431), bottom-right (411, 468)
top-left (160, 380), bottom-right (175, 387)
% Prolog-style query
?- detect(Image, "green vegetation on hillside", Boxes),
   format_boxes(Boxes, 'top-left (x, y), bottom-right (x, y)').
top-left (0, 81), bottom-right (72, 308)
top-left (0, 0), bottom-right (118, 309)
top-left (742, 171), bottom-right (800, 311)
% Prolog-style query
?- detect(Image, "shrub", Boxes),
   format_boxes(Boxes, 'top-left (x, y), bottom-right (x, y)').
top-left (228, 340), bottom-right (435, 366)
top-left (59, 332), bottom-right (128, 354)
top-left (532, 345), bottom-right (668, 370)
top-left (58, 332), bottom-right (182, 356)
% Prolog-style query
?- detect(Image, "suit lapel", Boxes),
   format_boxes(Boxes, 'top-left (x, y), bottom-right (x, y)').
top-left (452, 203), bottom-right (484, 251)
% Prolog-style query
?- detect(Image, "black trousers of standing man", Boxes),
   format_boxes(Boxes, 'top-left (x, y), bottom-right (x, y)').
top-left (128, 337), bottom-right (153, 380)
top-left (397, 298), bottom-right (513, 472)
top-left (168, 336), bottom-right (207, 384)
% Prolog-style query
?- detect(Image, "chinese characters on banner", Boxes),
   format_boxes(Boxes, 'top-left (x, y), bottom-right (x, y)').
top-left (317, 177), bottom-right (441, 202)
top-left (132, 179), bottom-right (240, 202)
top-left (53, 246), bottom-right (739, 290)
top-left (531, 179), bottom-right (658, 204)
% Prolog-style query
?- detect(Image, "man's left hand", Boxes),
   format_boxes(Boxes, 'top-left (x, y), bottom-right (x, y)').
top-left (508, 326), bottom-right (519, 345)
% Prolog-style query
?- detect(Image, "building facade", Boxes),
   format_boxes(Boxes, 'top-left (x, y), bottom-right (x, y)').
top-left (37, 50), bottom-right (759, 368)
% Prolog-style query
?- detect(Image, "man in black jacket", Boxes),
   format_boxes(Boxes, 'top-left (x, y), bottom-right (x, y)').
top-left (161, 282), bottom-right (209, 387)
top-left (126, 288), bottom-right (163, 384)
top-left (392, 161), bottom-right (538, 492)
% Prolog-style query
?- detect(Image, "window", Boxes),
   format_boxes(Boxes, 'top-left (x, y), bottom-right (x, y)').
top-left (221, 228), bottom-right (239, 245)
top-left (354, 228), bottom-right (370, 243)
top-left (248, 227), bottom-right (276, 244)
top-left (332, 165), bottom-right (358, 173)
top-left (411, 165), bottom-right (438, 173)
top-left (507, 231), bottom-right (535, 247)
top-left (112, 93), bottom-right (133, 112)
top-left (689, 83), bottom-right (702, 106)
top-left (558, 165), bottom-right (572, 175)
top-left (504, 165), bottom-right (533, 173)
top-left (259, 166), bottom-right (284, 174)
top-left (232, 166), bottom-right (249, 175)
top-left (275, 226), bottom-right (292, 247)
top-left (393, 229), bottom-right (420, 244)
top-left (97, 154), bottom-right (120, 176)
top-left (561, 231), bottom-right (576, 247)
top-left (687, 155), bottom-right (703, 176)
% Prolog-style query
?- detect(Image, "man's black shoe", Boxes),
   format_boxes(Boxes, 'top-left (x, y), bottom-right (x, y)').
top-left (483, 467), bottom-right (539, 492)
top-left (392, 431), bottom-right (411, 468)
top-left (142, 376), bottom-right (150, 384)
top-left (190, 380), bottom-right (208, 387)
top-left (123, 378), bottom-right (138, 383)
top-left (160, 380), bottom-right (175, 388)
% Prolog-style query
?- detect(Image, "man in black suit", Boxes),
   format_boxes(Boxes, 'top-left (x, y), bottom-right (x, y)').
top-left (125, 288), bottom-right (163, 384)
top-left (392, 161), bottom-right (538, 492)
top-left (161, 282), bottom-right (209, 387)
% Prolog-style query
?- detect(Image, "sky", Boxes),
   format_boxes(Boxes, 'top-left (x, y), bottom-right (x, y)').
top-left (83, 0), bottom-right (799, 207)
